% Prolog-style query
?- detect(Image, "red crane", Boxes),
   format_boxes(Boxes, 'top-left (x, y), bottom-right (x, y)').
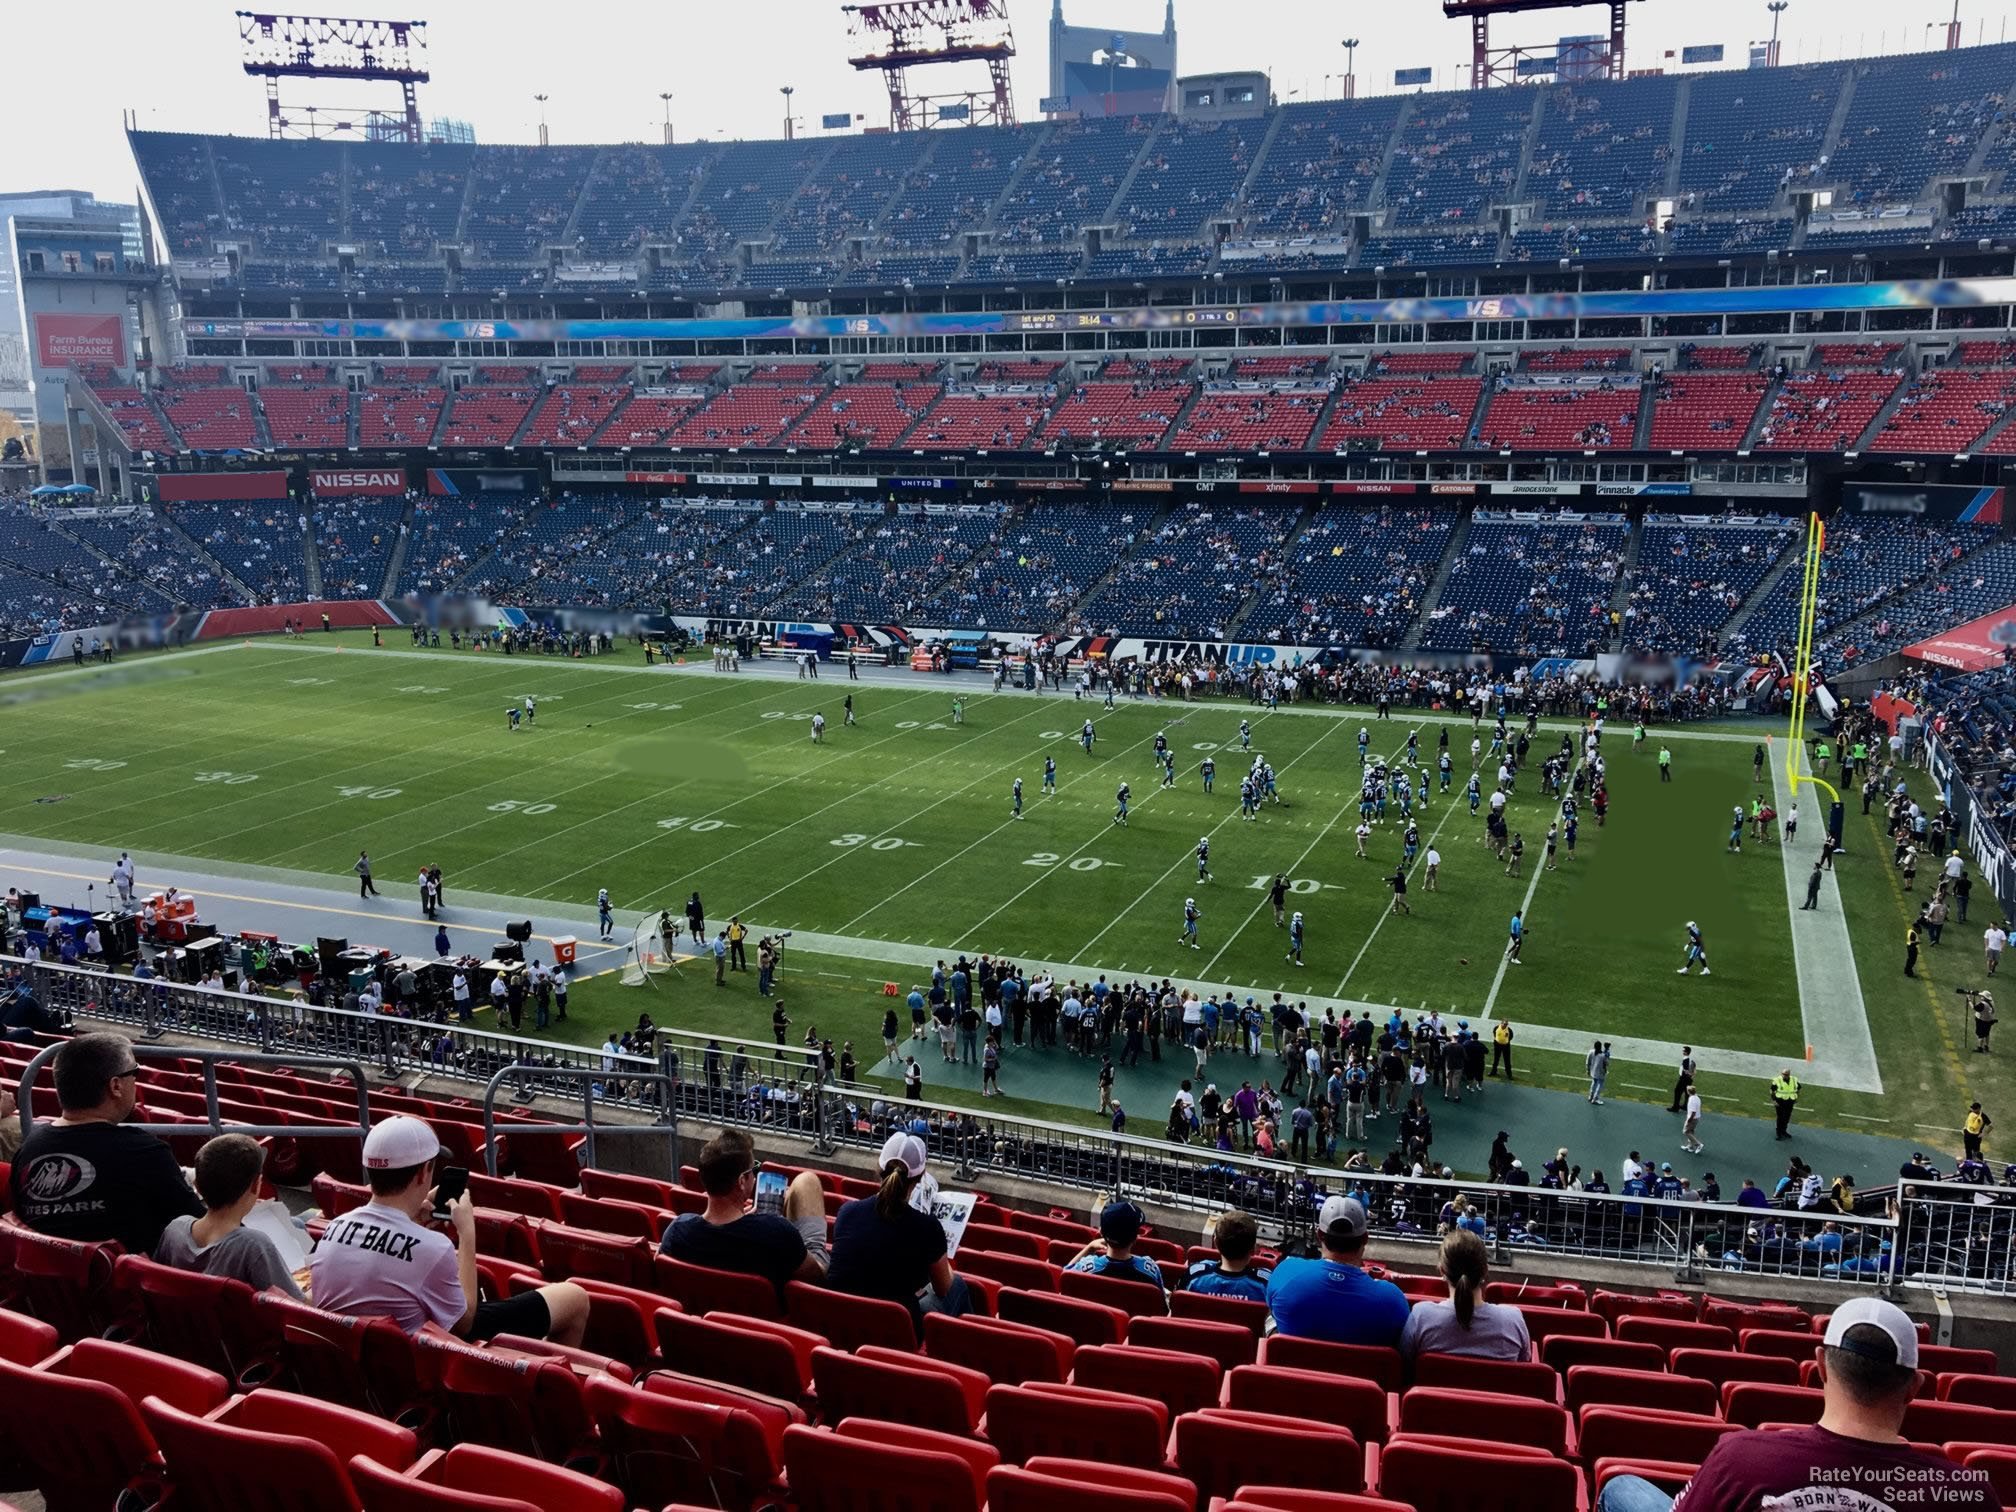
top-left (1442, 0), bottom-right (1644, 90)
top-left (843, 0), bottom-right (1017, 131)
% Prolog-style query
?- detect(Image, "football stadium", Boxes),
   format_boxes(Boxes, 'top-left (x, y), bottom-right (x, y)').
top-left (3, 0), bottom-right (2016, 1505)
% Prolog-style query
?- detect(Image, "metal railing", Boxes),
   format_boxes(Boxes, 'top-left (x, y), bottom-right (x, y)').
top-left (8, 952), bottom-right (1928, 1291)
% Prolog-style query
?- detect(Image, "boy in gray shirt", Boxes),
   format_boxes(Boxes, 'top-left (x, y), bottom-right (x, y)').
top-left (154, 1132), bottom-right (303, 1298)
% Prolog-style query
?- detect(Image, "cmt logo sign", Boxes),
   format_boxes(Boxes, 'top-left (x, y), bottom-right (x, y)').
top-left (309, 470), bottom-right (406, 496)
top-left (1137, 641), bottom-right (1277, 667)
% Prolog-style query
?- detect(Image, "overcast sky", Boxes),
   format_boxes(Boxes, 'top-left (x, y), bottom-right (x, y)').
top-left (14, 0), bottom-right (2016, 203)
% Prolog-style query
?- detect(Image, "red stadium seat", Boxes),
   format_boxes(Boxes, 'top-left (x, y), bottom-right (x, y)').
top-left (0, 1309), bottom-right (56, 1365)
top-left (1398, 1387), bottom-right (1572, 1457)
top-left (1485, 1281), bottom-right (1586, 1310)
top-left (1960, 1449), bottom-right (2016, 1502)
top-left (1377, 1434), bottom-right (1581, 1512)
top-left (253, 1293), bottom-right (433, 1423)
top-left (924, 1312), bottom-right (1075, 1385)
top-left (1543, 1336), bottom-right (1666, 1376)
top-left (784, 1423), bottom-right (988, 1512)
top-left (1226, 1363), bottom-right (1390, 1444)
top-left (987, 1461), bottom-right (1192, 1512)
top-left (786, 1280), bottom-right (920, 1351)
top-left (1724, 1382), bottom-right (1825, 1428)
top-left (465, 1173), bottom-right (565, 1220)
top-left (0, 1340), bottom-right (228, 1512)
top-left (1940, 1374), bottom-right (2016, 1411)
top-left (1566, 1366), bottom-right (1718, 1418)
top-left (1917, 1344), bottom-right (2000, 1377)
top-left (411, 1334), bottom-right (596, 1462)
top-left (1669, 1349), bottom-right (1800, 1392)
top-left (586, 1373), bottom-right (797, 1512)
top-left (1590, 1459), bottom-right (1703, 1497)
top-left (1125, 1313), bottom-right (1257, 1370)
top-left (1259, 1334), bottom-right (1405, 1392)
top-left (1058, 1267), bottom-right (1169, 1318)
top-left (998, 1287), bottom-right (1129, 1347)
top-left (652, 1253), bottom-right (783, 1319)
top-left (1740, 1327), bottom-right (1825, 1365)
top-left (958, 1250), bottom-right (1062, 1292)
top-left (1071, 1343), bottom-right (1224, 1418)
top-left (143, 1388), bottom-right (418, 1511)
top-left (1413, 1352), bottom-right (1560, 1402)
top-left (1617, 1317), bottom-right (1735, 1356)
top-left (2, 1223), bottom-right (120, 1341)
top-left (504, 1274), bottom-right (656, 1368)
top-left (655, 1308), bottom-right (814, 1403)
top-left (114, 1252), bottom-right (278, 1385)
top-left (558, 1193), bottom-right (663, 1241)
top-left (1168, 1288), bottom-right (1270, 1336)
top-left (1578, 1405), bottom-right (1740, 1469)
top-left (983, 1382), bottom-right (1171, 1470)
top-left (1176, 1408), bottom-right (1367, 1499)
top-left (1700, 1299), bottom-right (1812, 1334)
top-left (1593, 1291), bottom-right (1697, 1327)
top-left (536, 1223), bottom-right (653, 1289)
top-left (810, 1344), bottom-right (986, 1434)
top-left (961, 1222), bottom-right (1049, 1261)
top-left (1226, 1495), bottom-right (1414, 1512)
top-left (350, 1445), bottom-right (625, 1512)
top-left (1521, 1306), bottom-right (1610, 1351)
top-left (1900, 1400), bottom-right (2016, 1445)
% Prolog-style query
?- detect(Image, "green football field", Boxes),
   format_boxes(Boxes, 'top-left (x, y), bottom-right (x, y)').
top-left (0, 632), bottom-right (2005, 1156)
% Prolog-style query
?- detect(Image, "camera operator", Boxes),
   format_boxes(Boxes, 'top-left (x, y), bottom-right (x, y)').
top-left (1963, 987), bottom-right (1997, 1053)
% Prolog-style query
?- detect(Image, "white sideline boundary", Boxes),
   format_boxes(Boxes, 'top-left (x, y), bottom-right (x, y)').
top-left (1769, 746), bottom-right (1883, 1094)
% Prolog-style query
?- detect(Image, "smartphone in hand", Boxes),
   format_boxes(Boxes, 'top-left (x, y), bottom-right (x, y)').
top-left (431, 1164), bottom-right (469, 1222)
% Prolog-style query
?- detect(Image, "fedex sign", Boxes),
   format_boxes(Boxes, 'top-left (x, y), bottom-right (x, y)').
top-left (309, 469), bottom-right (406, 497)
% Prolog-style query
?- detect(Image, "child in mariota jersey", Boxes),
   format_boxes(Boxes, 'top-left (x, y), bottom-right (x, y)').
top-left (1113, 782), bottom-right (1130, 825)
top-left (1678, 921), bottom-right (1711, 976)
top-left (1011, 777), bottom-right (1024, 818)
top-left (1179, 897), bottom-right (1201, 949)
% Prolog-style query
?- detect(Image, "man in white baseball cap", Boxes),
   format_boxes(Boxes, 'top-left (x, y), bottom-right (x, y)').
top-left (1599, 1296), bottom-right (2003, 1511)
top-left (309, 1114), bottom-right (588, 1345)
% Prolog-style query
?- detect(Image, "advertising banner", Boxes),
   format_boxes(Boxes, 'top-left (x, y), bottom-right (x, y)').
top-left (1238, 480), bottom-right (1318, 494)
top-left (156, 471), bottom-right (290, 502)
top-left (1331, 482), bottom-right (1418, 495)
top-left (34, 313), bottom-right (126, 370)
top-left (1902, 602), bottom-right (2016, 672)
top-left (1840, 483), bottom-right (2004, 524)
top-left (310, 468), bottom-right (405, 497)
top-left (425, 467), bottom-right (537, 496)
top-left (624, 471), bottom-right (689, 485)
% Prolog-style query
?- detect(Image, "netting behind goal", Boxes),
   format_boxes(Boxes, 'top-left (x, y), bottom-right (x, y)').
top-left (619, 915), bottom-right (674, 986)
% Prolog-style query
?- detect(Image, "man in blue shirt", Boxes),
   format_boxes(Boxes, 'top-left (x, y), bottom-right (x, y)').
top-left (1185, 1210), bottom-right (1272, 1303)
top-left (1066, 1200), bottom-right (1167, 1301)
top-left (1266, 1196), bottom-right (1410, 1346)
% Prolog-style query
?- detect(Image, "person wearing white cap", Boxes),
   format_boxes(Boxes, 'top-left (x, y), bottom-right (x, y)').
top-left (309, 1115), bottom-right (588, 1345)
top-left (1264, 1195), bottom-right (1410, 1348)
top-left (1597, 1296), bottom-right (2003, 1512)
top-left (824, 1131), bottom-right (971, 1336)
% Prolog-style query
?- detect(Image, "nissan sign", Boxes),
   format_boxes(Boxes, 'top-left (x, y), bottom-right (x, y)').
top-left (310, 469), bottom-right (407, 497)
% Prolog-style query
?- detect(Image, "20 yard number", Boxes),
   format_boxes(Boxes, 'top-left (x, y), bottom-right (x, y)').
top-left (1025, 853), bottom-right (1111, 871)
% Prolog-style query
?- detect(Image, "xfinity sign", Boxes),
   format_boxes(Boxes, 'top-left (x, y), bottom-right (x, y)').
top-left (310, 469), bottom-right (407, 497)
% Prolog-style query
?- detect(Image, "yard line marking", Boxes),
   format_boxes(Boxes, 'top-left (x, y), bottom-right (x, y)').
top-left (519, 689), bottom-right (1026, 899)
top-left (1073, 714), bottom-right (1341, 962)
top-left (1768, 744), bottom-right (1883, 1094)
top-left (1480, 748), bottom-right (1587, 1023)
top-left (1330, 726), bottom-right (1463, 996)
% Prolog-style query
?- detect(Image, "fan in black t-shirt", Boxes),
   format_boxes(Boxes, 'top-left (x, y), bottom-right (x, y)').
top-left (10, 1032), bottom-right (202, 1256)
top-left (656, 1128), bottom-right (828, 1298)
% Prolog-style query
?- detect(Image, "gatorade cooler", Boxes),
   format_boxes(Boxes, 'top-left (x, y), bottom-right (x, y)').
top-left (552, 935), bottom-right (578, 967)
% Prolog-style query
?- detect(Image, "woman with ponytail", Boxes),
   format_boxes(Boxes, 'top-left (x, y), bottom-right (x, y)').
top-left (1398, 1227), bottom-right (1531, 1364)
top-left (825, 1131), bottom-right (971, 1337)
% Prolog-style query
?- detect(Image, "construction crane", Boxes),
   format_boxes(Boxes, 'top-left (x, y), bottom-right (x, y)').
top-left (843, 0), bottom-right (1017, 131)
top-left (1442, 0), bottom-right (1643, 89)
top-left (237, 12), bottom-right (430, 143)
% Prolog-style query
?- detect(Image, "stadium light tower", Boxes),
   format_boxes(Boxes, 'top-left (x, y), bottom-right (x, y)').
top-left (1441, 0), bottom-right (1644, 88)
top-left (236, 12), bottom-right (429, 142)
top-left (781, 85), bottom-right (796, 140)
top-left (1766, 1), bottom-right (1789, 66)
top-left (1341, 37), bottom-right (1359, 99)
top-left (842, 0), bottom-right (1017, 131)
top-left (660, 92), bottom-right (675, 144)
top-left (1943, 0), bottom-right (1963, 50)
top-left (534, 94), bottom-right (550, 146)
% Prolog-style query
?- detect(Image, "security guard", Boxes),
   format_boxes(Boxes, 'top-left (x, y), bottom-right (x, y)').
top-left (1771, 1068), bottom-right (1802, 1140)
